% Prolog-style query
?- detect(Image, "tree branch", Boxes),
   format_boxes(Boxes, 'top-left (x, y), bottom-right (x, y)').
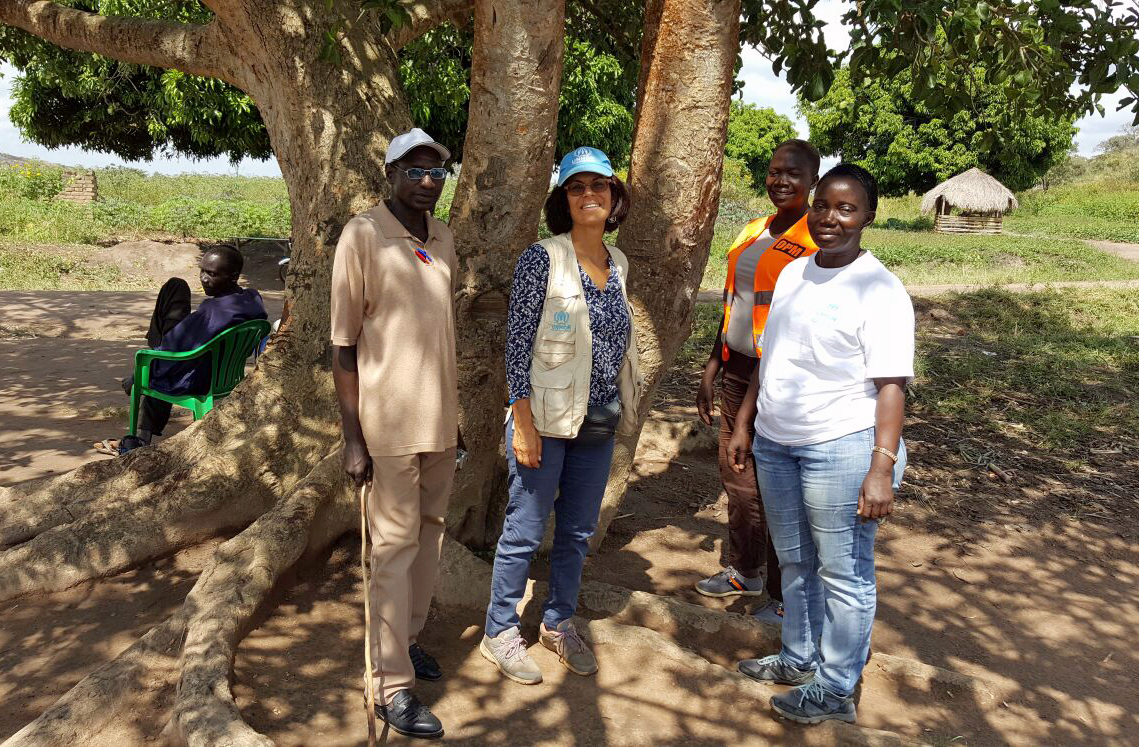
top-left (0, 1), bottom-right (244, 87)
top-left (573, 0), bottom-right (640, 67)
top-left (388, 0), bottom-right (474, 50)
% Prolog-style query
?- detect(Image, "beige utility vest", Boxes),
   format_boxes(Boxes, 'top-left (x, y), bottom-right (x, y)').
top-left (528, 232), bottom-right (642, 439)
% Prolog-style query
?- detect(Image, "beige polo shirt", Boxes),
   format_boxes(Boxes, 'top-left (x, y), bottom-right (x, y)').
top-left (330, 201), bottom-right (458, 457)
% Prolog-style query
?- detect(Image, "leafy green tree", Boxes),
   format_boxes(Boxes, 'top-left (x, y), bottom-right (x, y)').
top-left (724, 101), bottom-right (797, 188)
top-left (0, 1), bottom-right (270, 162)
top-left (1, 3), bottom-right (637, 166)
top-left (742, 0), bottom-right (1139, 126)
top-left (1097, 126), bottom-right (1139, 154)
top-left (801, 67), bottom-right (1077, 195)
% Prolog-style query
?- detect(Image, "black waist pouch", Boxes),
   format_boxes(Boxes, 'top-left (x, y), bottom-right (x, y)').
top-left (575, 399), bottom-right (621, 446)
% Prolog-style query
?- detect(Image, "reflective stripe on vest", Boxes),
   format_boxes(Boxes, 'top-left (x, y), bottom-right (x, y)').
top-left (721, 213), bottom-right (819, 359)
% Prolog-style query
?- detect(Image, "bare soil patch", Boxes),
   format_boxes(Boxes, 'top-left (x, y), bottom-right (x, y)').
top-left (1, 250), bottom-right (1136, 743)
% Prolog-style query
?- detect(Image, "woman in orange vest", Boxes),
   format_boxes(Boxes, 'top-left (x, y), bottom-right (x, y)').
top-left (693, 139), bottom-right (821, 623)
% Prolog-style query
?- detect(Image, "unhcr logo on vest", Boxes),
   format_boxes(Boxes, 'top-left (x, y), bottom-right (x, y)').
top-left (549, 310), bottom-right (572, 332)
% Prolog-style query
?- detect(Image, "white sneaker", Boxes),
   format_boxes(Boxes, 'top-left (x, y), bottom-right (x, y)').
top-left (480, 626), bottom-right (543, 684)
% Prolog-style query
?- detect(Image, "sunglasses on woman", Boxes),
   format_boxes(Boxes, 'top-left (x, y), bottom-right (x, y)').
top-left (565, 178), bottom-right (612, 197)
top-left (397, 167), bottom-right (448, 182)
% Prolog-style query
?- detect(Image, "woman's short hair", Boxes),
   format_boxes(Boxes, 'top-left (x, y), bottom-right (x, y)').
top-left (773, 138), bottom-right (822, 177)
top-left (544, 175), bottom-right (631, 235)
top-left (818, 163), bottom-right (879, 211)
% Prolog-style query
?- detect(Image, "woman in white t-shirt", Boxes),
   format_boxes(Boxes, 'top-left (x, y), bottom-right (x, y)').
top-left (728, 164), bottom-right (914, 726)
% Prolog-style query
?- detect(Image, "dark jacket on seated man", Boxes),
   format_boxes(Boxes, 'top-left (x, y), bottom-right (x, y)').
top-left (150, 287), bottom-right (267, 395)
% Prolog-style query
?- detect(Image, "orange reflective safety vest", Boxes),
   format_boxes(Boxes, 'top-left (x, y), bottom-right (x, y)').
top-left (721, 213), bottom-right (820, 360)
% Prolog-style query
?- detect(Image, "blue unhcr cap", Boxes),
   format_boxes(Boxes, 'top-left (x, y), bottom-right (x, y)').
top-left (557, 147), bottom-right (615, 187)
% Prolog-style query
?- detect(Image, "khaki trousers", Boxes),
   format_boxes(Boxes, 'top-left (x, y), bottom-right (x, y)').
top-left (366, 448), bottom-right (455, 704)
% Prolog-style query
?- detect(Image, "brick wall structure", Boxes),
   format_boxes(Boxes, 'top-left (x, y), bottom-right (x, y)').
top-left (56, 171), bottom-right (98, 204)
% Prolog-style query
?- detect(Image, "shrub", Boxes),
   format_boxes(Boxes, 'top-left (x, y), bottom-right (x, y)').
top-left (0, 161), bottom-right (65, 201)
top-left (0, 199), bottom-right (106, 243)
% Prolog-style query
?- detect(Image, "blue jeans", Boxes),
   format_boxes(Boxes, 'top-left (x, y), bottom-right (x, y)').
top-left (485, 416), bottom-right (616, 637)
top-left (753, 427), bottom-right (907, 697)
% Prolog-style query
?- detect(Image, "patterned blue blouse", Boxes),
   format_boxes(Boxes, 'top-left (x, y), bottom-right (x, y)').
top-left (506, 242), bottom-right (631, 406)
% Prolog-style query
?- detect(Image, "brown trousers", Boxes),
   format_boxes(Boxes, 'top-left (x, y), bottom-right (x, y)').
top-left (718, 353), bottom-right (781, 600)
top-left (366, 448), bottom-right (455, 703)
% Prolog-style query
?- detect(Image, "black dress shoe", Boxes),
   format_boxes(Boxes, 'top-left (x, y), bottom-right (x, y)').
top-left (374, 689), bottom-right (444, 739)
top-left (410, 642), bottom-right (442, 681)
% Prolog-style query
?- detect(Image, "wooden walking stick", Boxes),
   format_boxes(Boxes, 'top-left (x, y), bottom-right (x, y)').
top-left (359, 482), bottom-right (378, 746)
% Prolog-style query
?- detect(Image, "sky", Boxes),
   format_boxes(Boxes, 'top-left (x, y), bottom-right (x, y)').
top-left (0, 3), bottom-right (1132, 176)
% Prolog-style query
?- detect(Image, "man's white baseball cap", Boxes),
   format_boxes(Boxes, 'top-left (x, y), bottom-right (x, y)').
top-left (385, 128), bottom-right (451, 164)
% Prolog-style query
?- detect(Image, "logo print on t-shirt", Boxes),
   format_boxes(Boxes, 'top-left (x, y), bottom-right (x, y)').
top-left (550, 310), bottom-right (573, 332)
top-left (811, 303), bottom-right (841, 324)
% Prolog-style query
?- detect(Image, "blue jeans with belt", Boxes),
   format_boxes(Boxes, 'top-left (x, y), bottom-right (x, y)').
top-left (485, 416), bottom-right (616, 637)
top-left (753, 426), bottom-right (907, 696)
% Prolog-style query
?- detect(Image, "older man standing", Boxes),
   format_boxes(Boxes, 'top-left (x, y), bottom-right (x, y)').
top-left (331, 128), bottom-right (459, 740)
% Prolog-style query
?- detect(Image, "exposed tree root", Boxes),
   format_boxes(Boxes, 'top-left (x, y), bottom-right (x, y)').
top-left (0, 365), bottom-right (338, 548)
top-left (172, 453), bottom-right (353, 747)
top-left (3, 610), bottom-right (187, 746)
top-left (0, 443), bottom-right (174, 548)
top-left (0, 451), bottom-right (275, 603)
top-left (3, 454), bottom-right (354, 746)
top-left (0, 370), bottom-right (341, 602)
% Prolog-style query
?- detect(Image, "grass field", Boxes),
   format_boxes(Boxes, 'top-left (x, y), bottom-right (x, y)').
top-left (677, 286), bottom-right (1139, 450)
top-left (0, 244), bottom-right (138, 291)
top-left (702, 202), bottom-right (1139, 290)
top-left (2, 159), bottom-right (1138, 292)
top-left (1005, 180), bottom-right (1139, 243)
top-left (913, 287), bottom-right (1139, 449)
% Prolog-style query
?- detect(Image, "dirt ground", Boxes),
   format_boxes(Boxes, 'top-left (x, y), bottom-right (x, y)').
top-left (0, 239), bottom-right (284, 486)
top-left (2, 242), bottom-right (1138, 745)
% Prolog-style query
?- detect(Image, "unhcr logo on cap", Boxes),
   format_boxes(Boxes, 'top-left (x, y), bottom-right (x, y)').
top-left (549, 310), bottom-right (572, 332)
top-left (557, 146), bottom-right (615, 186)
top-left (570, 148), bottom-right (593, 164)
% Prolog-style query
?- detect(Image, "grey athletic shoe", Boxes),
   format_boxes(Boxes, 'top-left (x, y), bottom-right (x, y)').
top-left (695, 566), bottom-right (765, 598)
top-left (752, 599), bottom-right (785, 625)
top-left (771, 682), bottom-right (856, 724)
top-left (480, 627), bottom-right (543, 685)
top-left (738, 654), bottom-right (816, 685)
top-left (540, 619), bottom-right (598, 676)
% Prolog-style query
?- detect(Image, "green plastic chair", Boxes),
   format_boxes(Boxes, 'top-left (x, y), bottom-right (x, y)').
top-left (128, 318), bottom-right (271, 436)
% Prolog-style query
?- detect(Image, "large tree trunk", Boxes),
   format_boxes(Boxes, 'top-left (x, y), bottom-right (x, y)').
top-left (594, 0), bottom-right (742, 546)
top-left (449, 0), bottom-right (567, 545)
top-left (0, 1), bottom-right (420, 743)
top-left (0, 0), bottom-right (742, 740)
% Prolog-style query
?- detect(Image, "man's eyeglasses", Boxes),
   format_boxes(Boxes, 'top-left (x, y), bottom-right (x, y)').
top-left (398, 167), bottom-right (448, 182)
top-left (565, 178), bottom-right (611, 197)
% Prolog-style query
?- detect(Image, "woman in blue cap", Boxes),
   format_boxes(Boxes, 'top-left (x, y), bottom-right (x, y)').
top-left (480, 147), bottom-right (641, 684)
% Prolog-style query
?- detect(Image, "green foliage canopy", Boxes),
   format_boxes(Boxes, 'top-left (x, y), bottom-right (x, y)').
top-left (800, 67), bottom-right (1077, 195)
top-left (0, 0), bottom-right (1135, 169)
top-left (0, 0), bottom-right (639, 166)
top-left (741, 0), bottom-right (1139, 125)
top-left (724, 102), bottom-right (797, 189)
top-left (0, 1), bottom-right (272, 163)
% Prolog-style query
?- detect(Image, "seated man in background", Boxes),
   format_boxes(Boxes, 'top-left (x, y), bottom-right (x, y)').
top-left (98, 245), bottom-right (267, 454)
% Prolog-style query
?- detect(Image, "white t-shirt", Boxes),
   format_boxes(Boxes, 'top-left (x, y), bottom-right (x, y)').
top-left (755, 251), bottom-right (914, 446)
top-left (725, 228), bottom-right (776, 357)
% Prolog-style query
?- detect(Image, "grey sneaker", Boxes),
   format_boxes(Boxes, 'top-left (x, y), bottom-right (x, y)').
top-left (752, 599), bottom-right (785, 625)
top-left (480, 627), bottom-right (543, 685)
top-left (771, 682), bottom-right (856, 724)
top-left (738, 654), bottom-right (816, 685)
top-left (695, 566), bottom-right (764, 598)
top-left (540, 619), bottom-right (598, 676)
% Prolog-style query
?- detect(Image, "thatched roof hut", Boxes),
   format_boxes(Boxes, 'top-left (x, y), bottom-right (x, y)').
top-left (921, 168), bottom-right (1018, 234)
